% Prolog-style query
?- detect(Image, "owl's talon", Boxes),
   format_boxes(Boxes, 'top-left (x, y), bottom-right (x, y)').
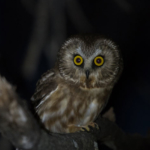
top-left (88, 122), bottom-right (99, 130)
top-left (80, 126), bottom-right (90, 132)
top-left (80, 122), bottom-right (99, 132)
top-left (80, 128), bottom-right (86, 132)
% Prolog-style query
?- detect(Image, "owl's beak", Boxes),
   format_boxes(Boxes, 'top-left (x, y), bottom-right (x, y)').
top-left (85, 70), bottom-right (90, 79)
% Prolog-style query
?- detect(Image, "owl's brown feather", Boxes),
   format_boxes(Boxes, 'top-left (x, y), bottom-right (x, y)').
top-left (31, 70), bottom-right (57, 102)
top-left (32, 35), bottom-right (123, 133)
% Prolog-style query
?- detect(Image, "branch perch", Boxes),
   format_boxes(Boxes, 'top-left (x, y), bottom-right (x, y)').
top-left (0, 76), bottom-right (149, 150)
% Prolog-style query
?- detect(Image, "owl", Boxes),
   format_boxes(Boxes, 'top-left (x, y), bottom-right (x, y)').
top-left (31, 34), bottom-right (123, 133)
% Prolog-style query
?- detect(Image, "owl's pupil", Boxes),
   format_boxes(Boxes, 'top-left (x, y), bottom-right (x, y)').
top-left (96, 58), bottom-right (101, 63)
top-left (76, 58), bottom-right (81, 63)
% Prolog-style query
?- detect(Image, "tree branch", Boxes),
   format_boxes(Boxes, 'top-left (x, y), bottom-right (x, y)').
top-left (0, 76), bottom-right (149, 150)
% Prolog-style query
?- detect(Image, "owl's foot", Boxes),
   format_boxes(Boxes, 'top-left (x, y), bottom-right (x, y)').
top-left (67, 125), bottom-right (83, 133)
top-left (80, 122), bottom-right (99, 132)
top-left (67, 122), bottom-right (99, 133)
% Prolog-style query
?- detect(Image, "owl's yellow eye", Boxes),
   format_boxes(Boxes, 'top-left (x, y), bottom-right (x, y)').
top-left (74, 55), bottom-right (83, 66)
top-left (94, 56), bottom-right (104, 66)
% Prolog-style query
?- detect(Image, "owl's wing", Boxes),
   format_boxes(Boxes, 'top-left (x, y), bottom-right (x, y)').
top-left (31, 69), bottom-right (58, 104)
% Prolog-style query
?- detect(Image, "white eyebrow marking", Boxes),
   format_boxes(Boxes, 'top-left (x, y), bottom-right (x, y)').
top-left (76, 47), bottom-right (102, 61)
top-left (76, 47), bottom-right (85, 57)
top-left (88, 49), bottom-right (102, 61)
top-left (92, 49), bottom-right (102, 57)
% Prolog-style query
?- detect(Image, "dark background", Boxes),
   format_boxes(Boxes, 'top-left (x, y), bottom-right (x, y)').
top-left (0, 0), bottom-right (150, 149)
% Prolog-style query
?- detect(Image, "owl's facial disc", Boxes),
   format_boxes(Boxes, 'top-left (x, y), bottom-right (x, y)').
top-left (58, 36), bottom-right (123, 88)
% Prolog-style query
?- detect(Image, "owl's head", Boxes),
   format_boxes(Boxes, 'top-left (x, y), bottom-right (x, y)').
top-left (57, 35), bottom-right (123, 88)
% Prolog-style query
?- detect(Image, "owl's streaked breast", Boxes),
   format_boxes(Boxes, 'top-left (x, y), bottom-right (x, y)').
top-left (35, 81), bottom-right (111, 133)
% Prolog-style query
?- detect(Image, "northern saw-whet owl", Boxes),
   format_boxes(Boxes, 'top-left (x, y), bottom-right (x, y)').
top-left (31, 34), bottom-right (123, 133)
